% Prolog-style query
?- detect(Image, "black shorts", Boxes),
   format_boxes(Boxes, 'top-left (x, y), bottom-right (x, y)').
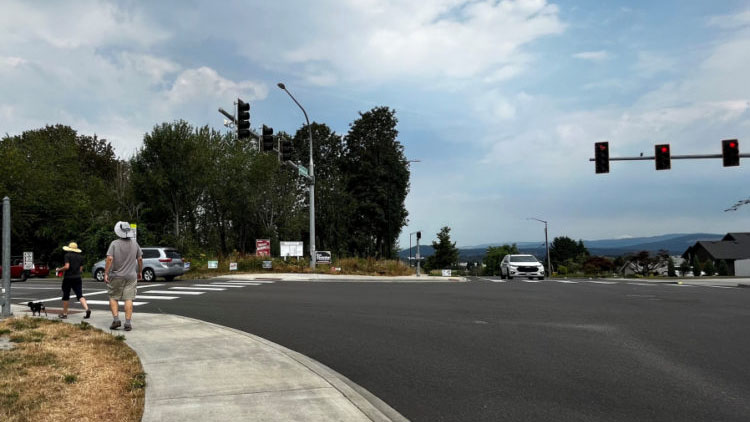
top-left (62, 277), bottom-right (84, 301)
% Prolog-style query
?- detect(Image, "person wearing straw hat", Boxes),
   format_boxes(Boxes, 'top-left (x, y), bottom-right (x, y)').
top-left (55, 242), bottom-right (91, 319)
top-left (104, 221), bottom-right (143, 331)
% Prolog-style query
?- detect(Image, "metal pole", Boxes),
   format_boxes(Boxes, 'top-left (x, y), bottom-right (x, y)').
top-left (416, 235), bottom-right (421, 277)
top-left (2, 197), bottom-right (11, 317)
top-left (278, 83), bottom-right (316, 269)
top-left (409, 233), bottom-right (412, 267)
top-left (544, 222), bottom-right (551, 277)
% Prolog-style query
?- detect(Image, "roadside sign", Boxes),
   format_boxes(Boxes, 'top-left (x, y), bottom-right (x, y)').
top-left (208, 260), bottom-right (218, 269)
top-left (316, 251), bottom-right (331, 264)
top-left (262, 260), bottom-right (272, 269)
top-left (298, 165), bottom-right (309, 177)
top-left (280, 241), bottom-right (304, 257)
top-left (229, 262), bottom-right (237, 271)
top-left (256, 239), bottom-right (271, 257)
top-left (442, 269), bottom-right (452, 277)
top-left (130, 223), bottom-right (137, 239)
top-left (184, 262), bottom-right (191, 271)
top-left (23, 252), bottom-right (33, 270)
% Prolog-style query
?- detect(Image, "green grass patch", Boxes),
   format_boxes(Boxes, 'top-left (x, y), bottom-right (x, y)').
top-left (10, 318), bottom-right (40, 331)
top-left (0, 328), bottom-right (10, 336)
top-left (78, 322), bottom-right (92, 331)
top-left (9, 330), bottom-right (46, 343)
top-left (130, 372), bottom-right (146, 391)
top-left (63, 374), bottom-right (78, 384)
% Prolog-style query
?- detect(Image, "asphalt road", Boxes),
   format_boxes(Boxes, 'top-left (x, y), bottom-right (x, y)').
top-left (10, 276), bottom-right (750, 422)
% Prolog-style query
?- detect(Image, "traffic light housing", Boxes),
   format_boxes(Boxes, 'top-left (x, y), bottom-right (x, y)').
top-left (416, 231), bottom-right (421, 240)
top-left (262, 125), bottom-right (274, 152)
top-left (594, 142), bottom-right (609, 174)
top-left (237, 99), bottom-right (250, 139)
top-left (722, 139), bottom-right (740, 167)
top-left (280, 140), bottom-right (293, 162)
top-left (654, 144), bottom-right (671, 170)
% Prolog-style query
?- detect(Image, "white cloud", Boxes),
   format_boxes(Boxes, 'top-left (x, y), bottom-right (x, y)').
top-left (164, 67), bottom-right (268, 105)
top-left (707, 10), bottom-right (750, 29)
top-left (276, 0), bottom-right (565, 84)
top-left (0, 56), bottom-right (27, 69)
top-left (572, 50), bottom-right (610, 61)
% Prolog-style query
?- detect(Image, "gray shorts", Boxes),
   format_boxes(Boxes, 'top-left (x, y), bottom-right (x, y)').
top-left (108, 277), bottom-right (137, 301)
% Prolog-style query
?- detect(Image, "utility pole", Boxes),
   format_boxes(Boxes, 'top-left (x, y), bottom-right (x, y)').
top-left (528, 218), bottom-right (552, 277)
top-left (2, 197), bottom-right (11, 317)
top-left (416, 231), bottom-right (422, 277)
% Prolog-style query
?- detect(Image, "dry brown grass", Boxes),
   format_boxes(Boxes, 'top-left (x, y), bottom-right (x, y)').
top-left (0, 317), bottom-right (145, 422)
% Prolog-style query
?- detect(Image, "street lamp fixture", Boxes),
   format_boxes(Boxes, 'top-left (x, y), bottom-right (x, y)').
top-left (527, 217), bottom-right (552, 277)
top-left (278, 82), bottom-right (316, 269)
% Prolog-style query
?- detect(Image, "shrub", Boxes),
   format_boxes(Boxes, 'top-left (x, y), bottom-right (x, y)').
top-left (717, 260), bottom-right (729, 276)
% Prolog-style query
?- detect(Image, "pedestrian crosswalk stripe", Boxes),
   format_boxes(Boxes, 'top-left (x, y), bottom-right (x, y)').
top-left (582, 280), bottom-right (617, 285)
top-left (218, 280), bottom-right (276, 284)
top-left (171, 286), bottom-right (226, 291)
top-left (134, 295), bottom-right (179, 300)
top-left (554, 280), bottom-right (579, 284)
top-left (85, 300), bottom-right (147, 306)
top-left (216, 281), bottom-right (266, 285)
top-left (627, 282), bottom-right (654, 286)
top-left (144, 290), bottom-right (205, 295)
top-left (522, 279), bottom-right (542, 283)
top-left (197, 283), bottom-right (245, 288)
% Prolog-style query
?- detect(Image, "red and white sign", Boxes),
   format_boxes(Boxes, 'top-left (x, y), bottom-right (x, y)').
top-left (256, 239), bottom-right (271, 257)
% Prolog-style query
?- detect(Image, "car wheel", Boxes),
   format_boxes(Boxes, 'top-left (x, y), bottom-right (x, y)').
top-left (20, 271), bottom-right (28, 282)
top-left (94, 268), bottom-right (105, 282)
top-left (164, 276), bottom-right (175, 282)
top-left (499, 271), bottom-right (505, 280)
top-left (538, 276), bottom-right (545, 280)
top-left (142, 268), bottom-right (155, 282)
top-left (506, 269), bottom-right (513, 280)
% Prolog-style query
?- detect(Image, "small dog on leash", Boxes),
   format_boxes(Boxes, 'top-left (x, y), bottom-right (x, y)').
top-left (27, 301), bottom-right (47, 317)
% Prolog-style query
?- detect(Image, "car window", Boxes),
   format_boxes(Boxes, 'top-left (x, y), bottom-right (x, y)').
top-left (142, 249), bottom-right (160, 259)
top-left (510, 255), bottom-right (538, 263)
top-left (165, 249), bottom-right (182, 259)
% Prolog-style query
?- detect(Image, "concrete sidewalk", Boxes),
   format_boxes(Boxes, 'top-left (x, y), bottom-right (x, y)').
top-left (10, 304), bottom-right (407, 422)
top-left (605, 277), bottom-right (750, 288)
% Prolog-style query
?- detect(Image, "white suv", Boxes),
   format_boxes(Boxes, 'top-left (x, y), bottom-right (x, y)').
top-left (501, 254), bottom-right (545, 280)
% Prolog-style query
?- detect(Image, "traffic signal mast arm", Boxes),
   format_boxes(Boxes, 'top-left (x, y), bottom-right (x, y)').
top-left (589, 153), bottom-right (750, 161)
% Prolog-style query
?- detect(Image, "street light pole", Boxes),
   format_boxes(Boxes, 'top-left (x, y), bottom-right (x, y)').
top-left (278, 83), bottom-right (316, 269)
top-left (527, 218), bottom-right (552, 277)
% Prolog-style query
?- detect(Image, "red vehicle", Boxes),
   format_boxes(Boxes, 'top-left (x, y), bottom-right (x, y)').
top-left (0, 257), bottom-right (49, 281)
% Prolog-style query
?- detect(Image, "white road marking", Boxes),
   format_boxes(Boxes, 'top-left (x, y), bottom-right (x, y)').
top-left (627, 282), bottom-right (655, 286)
top-left (85, 300), bottom-right (147, 306)
top-left (171, 286), bottom-right (225, 291)
top-left (706, 285), bottom-right (734, 289)
top-left (134, 295), bottom-right (179, 300)
top-left (522, 279), bottom-right (542, 283)
top-left (665, 283), bottom-right (695, 287)
top-left (144, 290), bottom-right (205, 295)
top-left (219, 280), bottom-right (276, 284)
top-left (553, 280), bottom-right (579, 284)
top-left (196, 283), bottom-right (245, 288)
top-left (477, 277), bottom-right (505, 283)
top-left (582, 280), bottom-right (618, 285)
top-left (217, 281), bottom-right (266, 285)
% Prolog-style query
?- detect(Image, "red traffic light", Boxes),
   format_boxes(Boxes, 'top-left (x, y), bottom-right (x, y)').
top-left (729, 141), bottom-right (737, 148)
top-left (598, 144), bottom-right (607, 151)
top-left (660, 146), bottom-right (669, 153)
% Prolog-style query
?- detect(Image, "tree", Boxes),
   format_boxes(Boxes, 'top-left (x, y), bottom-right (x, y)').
top-left (425, 226), bottom-right (459, 270)
top-left (667, 257), bottom-right (676, 277)
top-left (703, 259), bottom-right (715, 277)
top-left (550, 236), bottom-right (589, 268)
top-left (626, 250), bottom-right (669, 276)
top-left (583, 256), bottom-right (615, 275)
top-left (483, 244), bottom-right (519, 276)
top-left (717, 260), bottom-right (729, 276)
top-left (692, 258), bottom-right (702, 276)
top-left (679, 260), bottom-right (691, 277)
top-left (343, 107), bottom-right (409, 258)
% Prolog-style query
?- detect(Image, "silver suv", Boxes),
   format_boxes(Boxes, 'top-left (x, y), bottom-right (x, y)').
top-left (91, 246), bottom-right (185, 282)
top-left (501, 254), bottom-right (545, 280)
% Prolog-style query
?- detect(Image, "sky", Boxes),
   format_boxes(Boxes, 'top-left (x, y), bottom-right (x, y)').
top-left (2, 0), bottom-right (750, 248)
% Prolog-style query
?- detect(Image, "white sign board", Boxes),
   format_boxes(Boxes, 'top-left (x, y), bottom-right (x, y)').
top-left (262, 260), bottom-right (273, 269)
top-left (441, 269), bottom-right (452, 277)
top-left (184, 262), bottom-right (191, 271)
top-left (23, 252), bottom-right (33, 270)
top-left (229, 262), bottom-right (238, 271)
top-left (208, 260), bottom-right (218, 269)
top-left (280, 241), bottom-right (304, 257)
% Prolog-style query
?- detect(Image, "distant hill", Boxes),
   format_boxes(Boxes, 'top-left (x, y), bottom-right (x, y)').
top-left (399, 233), bottom-right (724, 262)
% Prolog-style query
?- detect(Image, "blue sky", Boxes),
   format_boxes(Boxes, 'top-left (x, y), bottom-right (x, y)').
top-left (1, 0), bottom-right (749, 248)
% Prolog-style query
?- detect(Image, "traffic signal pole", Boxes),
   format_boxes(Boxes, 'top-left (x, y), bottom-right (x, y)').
top-left (2, 197), bottom-right (11, 317)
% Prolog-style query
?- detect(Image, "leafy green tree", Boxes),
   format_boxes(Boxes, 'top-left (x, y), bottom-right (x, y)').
top-left (667, 257), bottom-right (676, 277)
top-left (482, 244), bottom-right (519, 275)
top-left (692, 258), bottom-right (702, 276)
top-left (717, 260), bottom-right (729, 276)
top-left (583, 256), bottom-right (615, 275)
top-left (0, 125), bottom-right (118, 263)
top-left (550, 236), bottom-right (589, 268)
top-left (425, 226), bottom-right (459, 270)
top-left (703, 259), bottom-right (715, 276)
top-left (343, 107), bottom-right (409, 258)
top-left (679, 260), bottom-right (691, 277)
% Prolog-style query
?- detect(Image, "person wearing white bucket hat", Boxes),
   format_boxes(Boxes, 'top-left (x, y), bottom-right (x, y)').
top-left (55, 242), bottom-right (91, 319)
top-left (104, 222), bottom-right (143, 331)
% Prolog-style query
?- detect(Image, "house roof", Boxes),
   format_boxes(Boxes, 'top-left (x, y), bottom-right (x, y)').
top-left (722, 232), bottom-right (750, 244)
top-left (691, 240), bottom-right (750, 260)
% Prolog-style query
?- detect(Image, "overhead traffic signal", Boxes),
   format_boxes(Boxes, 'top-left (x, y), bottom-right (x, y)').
top-left (654, 144), bottom-right (671, 170)
top-left (237, 99), bottom-right (250, 139)
top-left (280, 140), bottom-right (293, 162)
top-left (262, 125), bottom-right (274, 152)
top-left (594, 142), bottom-right (609, 174)
top-left (416, 231), bottom-right (421, 240)
top-left (722, 139), bottom-right (740, 167)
